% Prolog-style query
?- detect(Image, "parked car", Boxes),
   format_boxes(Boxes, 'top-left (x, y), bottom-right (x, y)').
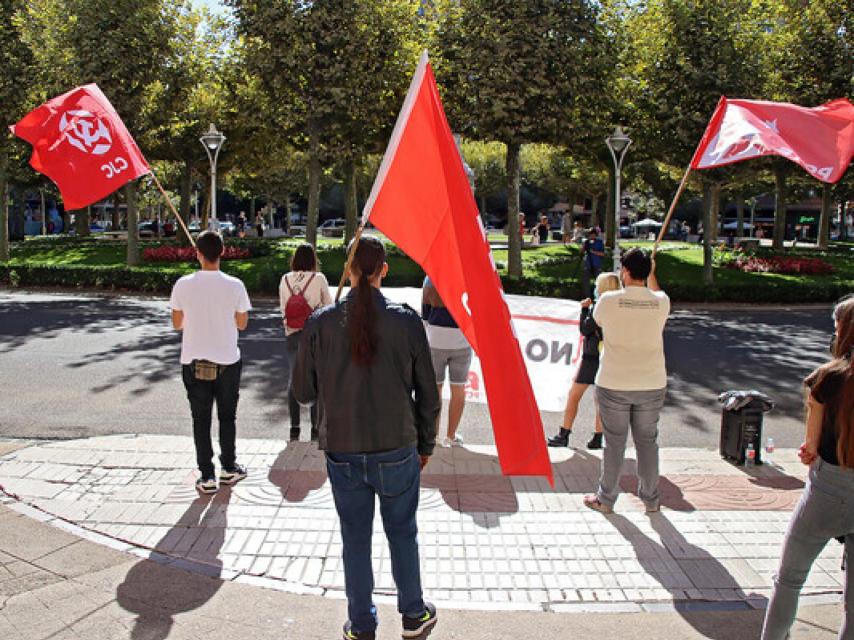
top-left (219, 220), bottom-right (236, 237)
top-left (319, 218), bottom-right (346, 230)
top-left (138, 221), bottom-right (158, 238)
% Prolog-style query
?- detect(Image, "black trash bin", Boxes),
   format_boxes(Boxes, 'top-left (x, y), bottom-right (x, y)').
top-left (717, 390), bottom-right (775, 465)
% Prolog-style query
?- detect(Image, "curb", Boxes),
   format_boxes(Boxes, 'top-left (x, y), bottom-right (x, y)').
top-left (0, 489), bottom-right (842, 615)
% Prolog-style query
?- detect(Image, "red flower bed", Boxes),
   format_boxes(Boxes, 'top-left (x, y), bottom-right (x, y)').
top-left (143, 246), bottom-right (251, 262)
top-left (726, 255), bottom-right (834, 275)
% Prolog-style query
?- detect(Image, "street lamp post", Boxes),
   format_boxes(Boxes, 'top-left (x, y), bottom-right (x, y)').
top-left (605, 126), bottom-right (632, 273)
top-left (199, 124), bottom-right (226, 227)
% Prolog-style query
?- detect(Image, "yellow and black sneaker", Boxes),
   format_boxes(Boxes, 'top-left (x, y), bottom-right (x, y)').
top-left (402, 602), bottom-right (437, 638)
top-left (343, 621), bottom-right (375, 640)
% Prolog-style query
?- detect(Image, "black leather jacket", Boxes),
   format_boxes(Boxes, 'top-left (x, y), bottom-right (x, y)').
top-left (292, 288), bottom-right (440, 456)
top-left (580, 305), bottom-right (602, 359)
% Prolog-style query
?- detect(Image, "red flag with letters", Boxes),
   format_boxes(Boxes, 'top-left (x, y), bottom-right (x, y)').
top-left (11, 84), bottom-right (150, 209)
top-left (362, 52), bottom-right (553, 482)
top-left (691, 97), bottom-right (854, 183)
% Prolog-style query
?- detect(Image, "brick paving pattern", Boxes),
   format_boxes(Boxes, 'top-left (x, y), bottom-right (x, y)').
top-left (0, 435), bottom-right (842, 611)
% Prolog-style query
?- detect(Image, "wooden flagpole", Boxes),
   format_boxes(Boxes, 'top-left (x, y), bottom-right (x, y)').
top-left (652, 163), bottom-right (693, 257)
top-left (150, 172), bottom-right (196, 248)
top-left (335, 222), bottom-right (366, 302)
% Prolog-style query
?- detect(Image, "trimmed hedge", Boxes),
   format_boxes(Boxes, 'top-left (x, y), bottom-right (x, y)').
top-left (1, 261), bottom-right (849, 303)
top-left (0, 263), bottom-right (183, 293)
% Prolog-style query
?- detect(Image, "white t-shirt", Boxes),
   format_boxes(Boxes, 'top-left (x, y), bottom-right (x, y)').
top-left (279, 271), bottom-right (333, 336)
top-left (593, 286), bottom-right (670, 391)
top-left (170, 271), bottom-right (252, 365)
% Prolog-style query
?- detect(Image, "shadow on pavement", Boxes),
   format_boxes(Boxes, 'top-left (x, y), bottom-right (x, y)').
top-left (663, 307), bottom-right (831, 437)
top-left (609, 512), bottom-right (768, 640)
top-left (116, 489), bottom-right (232, 640)
top-left (268, 442), bottom-right (327, 502)
top-left (421, 446), bottom-right (519, 529)
top-left (735, 459), bottom-right (806, 491)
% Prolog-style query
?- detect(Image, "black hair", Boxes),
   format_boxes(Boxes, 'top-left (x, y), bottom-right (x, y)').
top-left (291, 243), bottom-right (318, 272)
top-left (621, 247), bottom-right (652, 281)
top-left (348, 236), bottom-right (386, 366)
top-left (196, 231), bottom-right (224, 263)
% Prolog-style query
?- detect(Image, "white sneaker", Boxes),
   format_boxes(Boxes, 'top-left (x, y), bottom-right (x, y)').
top-left (440, 437), bottom-right (452, 448)
top-left (448, 435), bottom-right (464, 447)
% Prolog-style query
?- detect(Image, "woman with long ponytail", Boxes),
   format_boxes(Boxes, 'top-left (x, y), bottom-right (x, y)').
top-left (762, 295), bottom-right (854, 640)
top-left (292, 236), bottom-right (440, 640)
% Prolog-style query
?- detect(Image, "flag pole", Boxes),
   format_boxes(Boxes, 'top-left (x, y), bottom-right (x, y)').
top-left (652, 164), bottom-right (693, 257)
top-left (335, 222), bottom-right (366, 302)
top-left (149, 172), bottom-right (196, 248)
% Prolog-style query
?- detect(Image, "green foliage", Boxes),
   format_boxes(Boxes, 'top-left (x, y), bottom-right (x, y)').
top-left (229, 0), bottom-right (420, 245)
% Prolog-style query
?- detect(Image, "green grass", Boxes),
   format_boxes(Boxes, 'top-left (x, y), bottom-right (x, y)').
top-left (3, 236), bottom-right (852, 302)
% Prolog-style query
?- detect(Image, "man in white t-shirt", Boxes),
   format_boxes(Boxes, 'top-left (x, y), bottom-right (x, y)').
top-left (170, 231), bottom-right (252, 494)
top-left (584, 247), bottom-right (670, 514)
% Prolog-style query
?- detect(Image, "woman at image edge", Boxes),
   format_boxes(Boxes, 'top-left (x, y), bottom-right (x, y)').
top-left (761, 295), bottom-right (854, 640)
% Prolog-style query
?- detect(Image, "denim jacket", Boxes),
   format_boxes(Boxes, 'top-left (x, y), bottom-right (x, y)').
top-left (293, 288), bottom-right (440, 456)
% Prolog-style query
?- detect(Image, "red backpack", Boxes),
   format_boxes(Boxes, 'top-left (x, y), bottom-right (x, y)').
top-left (284, 273), bottom-right (317, 330)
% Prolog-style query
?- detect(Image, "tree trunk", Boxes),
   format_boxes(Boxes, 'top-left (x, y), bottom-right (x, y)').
top-left (76, 206), bottom-right (90, 237)
top-left (201, 186), bottom-right (210, 231)
top-left (505, 141), bottom-right (523, 279)
top-left (126, 181), bottom-right (139, 266)
top-left (178, 159), bottom-right (193, 245)
top-left (306, 151), bottom-right (321, 247)
top-left (111, 192), bottom-right (121, 232)
top-left (591, 194), bottom-right (600, 230)
top-left (604, 165), bottom-right (616, 249)
top-left (702, 182), bottom-right (714, 286)
top-left (840, 201), bottom-right (849, 242)
top-left (709, 184), bottom-right (720, 243)
top-left (818, 183), bottom-right (831, 250)
top-left (0, 173), bottom-right (8, 261)
top-left (735, 194), bottom-right (745, 238)
top-left (284, 194), bottom-right (292, 235)
top-left (344, 157), bottom-right (359, 244)
top-left (772, 169), bottom-right (787, 250)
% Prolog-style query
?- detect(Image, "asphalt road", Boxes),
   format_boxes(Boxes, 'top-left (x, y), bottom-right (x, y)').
top-left (0, 288), bottom-right (834, 449)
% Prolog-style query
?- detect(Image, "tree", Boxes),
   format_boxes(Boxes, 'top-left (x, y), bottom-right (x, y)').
top-left (0, 0), bottom-right (34, 261)
top-left (18, 0), bottom-right (180, 264)
top-left (761, 0), bottom-right (854, 249)
top-left (143, 6), bottom-right (230, 244)
top-left (230, 0), bottom-right (418, 247)
top-left (435, 0), bottom-right (611, 277)
top-left (622, 0), bottom-right (766, 283)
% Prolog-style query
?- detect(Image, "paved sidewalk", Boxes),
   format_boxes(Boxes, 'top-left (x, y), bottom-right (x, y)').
top-left (0, 435), bottom-right (844, 618)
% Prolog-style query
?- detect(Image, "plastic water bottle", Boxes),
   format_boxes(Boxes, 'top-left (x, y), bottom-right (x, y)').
top-left (745, 443), bottom-right (756, 466)
top-left (765, 437), bottom-right (775, 466)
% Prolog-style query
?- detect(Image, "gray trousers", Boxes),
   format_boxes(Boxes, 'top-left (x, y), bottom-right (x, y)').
top-left (595, 386), bottom-right (666, 508)
top-left (762, 459), bottom-right (854, 640)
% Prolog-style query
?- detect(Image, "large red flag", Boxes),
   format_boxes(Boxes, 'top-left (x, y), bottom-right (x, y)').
top-left (363, 52), bottom-right (553, 482)
top-left (691, 97), bottom-right (854, 183)
top-left (11, 84), bottom-right (150, 209)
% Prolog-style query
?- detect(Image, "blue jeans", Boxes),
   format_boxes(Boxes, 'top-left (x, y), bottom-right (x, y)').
top-left (326, 445), bottom-right (426, 633)
top-left (762, 458), bottom-right (854, 640)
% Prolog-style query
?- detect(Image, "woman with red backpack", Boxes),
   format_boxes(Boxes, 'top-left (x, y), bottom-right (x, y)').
top-left (279, 243), bottom-right (332, 441)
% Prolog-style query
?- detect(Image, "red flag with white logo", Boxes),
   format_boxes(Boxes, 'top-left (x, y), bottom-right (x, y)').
top-left (11, 84), bottom-right (150, 209)
top-left (691, 97), bottom-right (854, 183)
top-left (362, 52), bottom-right (553, 482)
